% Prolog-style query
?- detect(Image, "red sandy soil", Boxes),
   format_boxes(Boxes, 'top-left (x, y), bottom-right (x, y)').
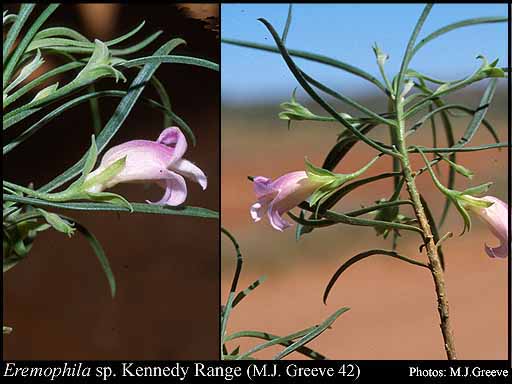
top-left (221, 110), bottom-right (508, 360)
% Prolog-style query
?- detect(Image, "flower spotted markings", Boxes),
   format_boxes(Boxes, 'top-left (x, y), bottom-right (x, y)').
top-left (85, 126), bottom-right (207, 206)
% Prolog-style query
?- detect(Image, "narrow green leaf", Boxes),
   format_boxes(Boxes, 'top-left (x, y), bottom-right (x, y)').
top-left (150, 76), bottom-right (173, 127)
top-left (221, 227), bottom-right (243, 293)
top-left (220, 227), bottom-right (244, 358)
top-left (413, 17), bottom-right (508, 56)
top-left (237, 324), bottom-right (318, 360)
top-left (3, 108), bottom-right (42, 130)
top-left (345, 200), bottom-right (413, 217)
top-left (453, 79), bottom-right (497, 148)
top-left (74, 222), bottom-right (116, 298)
top-left (3, 194), bottom-right (219, 219)
top-left (257, 18), bottom-right (397, 157)
top-left (3, 4), bottom-right (35, 64)
top-left (87, 84), bottom-right (102, 134)
top-left (301, 71), bottom-right (394, 127)
top-left (324, 250), bottom-right (428, 304)
top-left (395, 4), bottom-right (433, 95)
top-left (4, 90), bottom-right (196, 154)
top-left (120, 55), bottom-right (219, 71)
top-left (288, 211), bottom-right (335, 228)
top-left (272, 307), bottom-right (350, 360)
top-left (105, 21), bottom-right (146, 46)
top-left (110, 30), bottom-right (163, 55)
top-left (410, 142), bottom-right (507, 153)
top-left (320, 209), bottom-right (423, 235)
top-left (408, 103), bottom-right (500, 143)
top-left (221, 38), bottom-right (387, 93)
top-left (3, 61), bottom-right (83, 108)
top-left (4, 49), bottom-right (45, 94)
top-left (232, 277), bottom-right (267, 308)
top-left (34, 26), bottom-right (90, 42)
top-left (281, 5), bottom-right (293, 44)
top-left (3, 4), bottom-right (59, 88)
top-left (27, 37), bottom-right (94, 52)
top-left (225, 330), bottom-right (326, 360)
top-left (437, 109), bottom-right (456, 227)
top-left (322, 124), bottom-right (376, 171)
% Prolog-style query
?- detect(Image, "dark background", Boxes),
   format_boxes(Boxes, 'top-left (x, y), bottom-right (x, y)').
top-left (4, 4), bottom-right (219, 359)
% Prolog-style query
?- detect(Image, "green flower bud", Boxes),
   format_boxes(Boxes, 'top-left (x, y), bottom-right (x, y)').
top-left (416, 146), bottom-right (494, 234)
top-left (440, 156), bottom-right (474, 179)
top-left (73, 39), bottom-right (126, 85)
top-left (279, 89), bottom-right (318, 122)
top-left (476, 55), bottom-right (505, 78)
top-left (373, 198), bottom-right (400, 237)
top-left (372, 43), bottom-right (389, 68)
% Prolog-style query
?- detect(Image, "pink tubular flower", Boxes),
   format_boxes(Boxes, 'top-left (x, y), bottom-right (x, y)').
top-left (85, 127), bottom-right (207, 206)
top-left (466, 196), bottom-right (509, 258)
top-left (250, 171), bottom-right (324, 231)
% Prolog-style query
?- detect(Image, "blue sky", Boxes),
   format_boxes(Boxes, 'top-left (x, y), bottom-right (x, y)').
top-left (221, 4), bottom-right (508, 105)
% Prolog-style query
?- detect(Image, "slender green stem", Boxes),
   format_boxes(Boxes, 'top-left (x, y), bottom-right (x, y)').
top-left (394, 95), bottom-right (457, 360)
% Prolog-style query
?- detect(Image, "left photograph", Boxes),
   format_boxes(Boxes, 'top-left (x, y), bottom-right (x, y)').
top-left (3, 4), bottom-right (219, 359)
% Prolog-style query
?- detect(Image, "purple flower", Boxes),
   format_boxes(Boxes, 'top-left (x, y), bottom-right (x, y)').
top-left (250, 171), bottom-right (324, 231)
top-left (85, 127), bottom-right (207, 206)
top-left (466, 196), bottom-right (509, 258)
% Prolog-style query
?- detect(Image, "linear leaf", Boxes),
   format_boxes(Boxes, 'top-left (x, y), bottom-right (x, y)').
top-left (3, 4), bottom-right (35, 64)
top-left (3, 62), bottom-right (83, 108)
top-left (105, 21), bottom-right (146, 46)
top-left (4, 90), bottom-right (196, 154)
top-left (413, 17), bottom-right (508, 56)
top-left (3, 195), bottom-right (218, 219)
top-left (437, 108), bottom-right (456, 227)
top-left (257, 18), bottom-right (397, 157)
top-left (412, 143), bottom-right (507, 153)
top-left (322, 124), bottom-right (376, 171)
top-left (120, 55), bottom-right (219, 71)
top-left (74, 221), bottom-right (116, 298)
top-left (281, 5), bottom-right (293, 44)
top-left (110, 31), bottom-right (163, 55)
top-left (324, 249), bottom-right (428, 304)
top-left (3, 4), bottom-right (59, 88)
top-left (272, 307), bottom-right (350, 360)
top-left (225, 330), bottom-right (326, 360)
top-left (232, 277), bottom-right (267, 308)
top-left (237, 325), bottom-right (318, 360)
top-left (301, 71), bottom-right (394, 126)
top-left (221, 38), bottom-right (387, 93)
top-left (34, 26), bottom-right (90, 42)
top-left (395, 4), bottom-right (433, 95)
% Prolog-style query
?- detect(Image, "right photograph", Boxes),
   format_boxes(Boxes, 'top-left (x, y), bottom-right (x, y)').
top-left (221, 4), bottom-right (509, 360)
